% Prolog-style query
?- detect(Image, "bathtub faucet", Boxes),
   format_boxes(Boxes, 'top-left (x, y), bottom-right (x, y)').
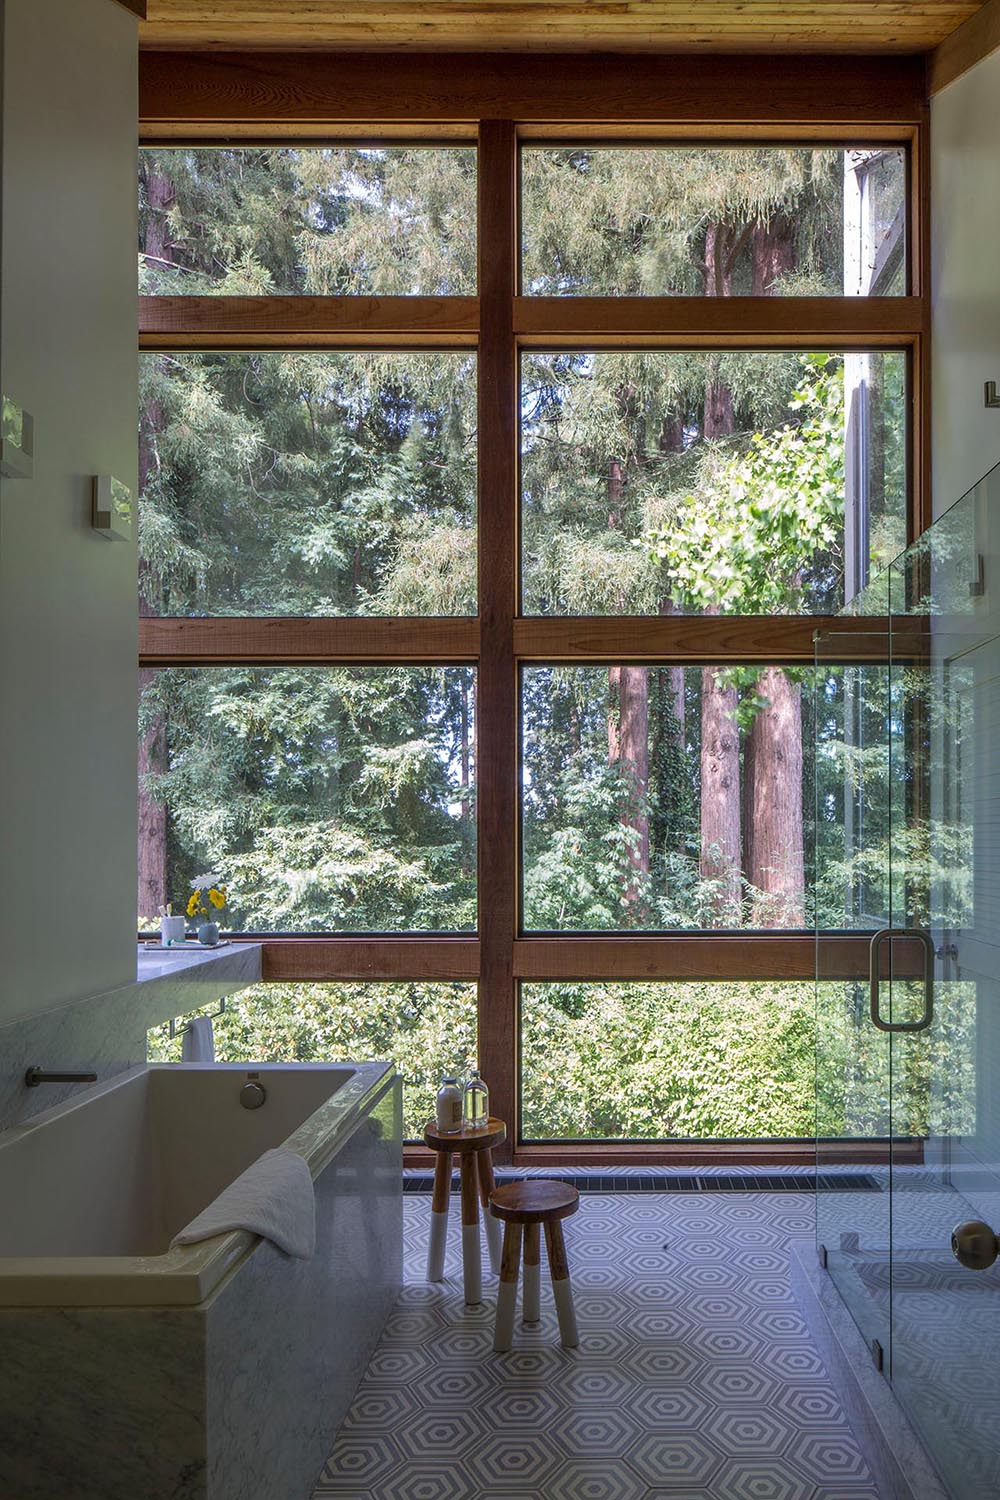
top-left (24, 1066), bottom-right (98, 1088)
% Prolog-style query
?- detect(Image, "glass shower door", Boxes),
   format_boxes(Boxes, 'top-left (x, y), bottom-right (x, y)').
top-left (814, 617), bottom-right (894, 1365)
top-left (817, 467), bottom-right (1000, 1498)
top-left (884, 480), bottom-right (1000, 1498)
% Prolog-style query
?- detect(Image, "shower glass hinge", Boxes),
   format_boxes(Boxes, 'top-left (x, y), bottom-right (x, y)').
top-left (872, 1338), bottom-right (884, 1372)
top-left (818, 1243), bottom-right (828, 1270)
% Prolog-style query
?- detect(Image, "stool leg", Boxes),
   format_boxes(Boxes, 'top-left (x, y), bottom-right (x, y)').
top-left (544, 1219), bottom-right (579, 1348)
top-left (493, 1221), bottom-right (523, 1353)
top-left (476, 1147), bottom-right (502, 1275)
top-left (522, 1221), bottom-right (541, 1324)
top-left (459, 1153), bottom-right (482, 1306)
top-left (426, 1150), bottom-right (451, 1283)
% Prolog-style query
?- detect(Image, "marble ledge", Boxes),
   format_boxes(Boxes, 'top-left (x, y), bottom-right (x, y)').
top-left (789, 1241), bottom-right (949, 1500)
top-left (0, 943), bottom-right (262, 1132)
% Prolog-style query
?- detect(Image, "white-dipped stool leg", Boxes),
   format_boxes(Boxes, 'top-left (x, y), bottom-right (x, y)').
top-left (545, 1219), bottom-right (579, 1348)
top-left (493, 1221), bottom-right (523, 1352)
top-left (476, 1147), bottom-right (502, 1276)
top-left (427, 1211), bottom-right (448, 1282)
top-left (426, 1150), bottom-right (451, 1283)
top-left (484, 1211), bottom-right (503, 1275)
top-left (522, 1221), bottom-right (541, 1323)
top-left (460, 1154), bottom-right (483, 1305)
top-left (552, 1275), bottom-right (579, 1347)
top-left (462, 1222), bottom-right (482, 1305)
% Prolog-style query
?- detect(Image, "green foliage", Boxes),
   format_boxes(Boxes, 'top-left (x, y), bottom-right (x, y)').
top-left (148, 975), bottom-right (977, 1142)
top-left (521, 146), bottom-right (844, 297)
top-left (139, 349), bottom-right (476, 618)
top-left (142, 667), bottom-right (475, 932)
top-left (138, 145), bottom-right (961, 1148)
top-left (642, 357), bottom-right (844, 614)
top-left (140, 147), bottom-right (476, 296)
top-left (148, 982), bottom-right (477, 1138)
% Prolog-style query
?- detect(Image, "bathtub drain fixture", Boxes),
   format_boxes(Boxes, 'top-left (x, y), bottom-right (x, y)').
top-left (240, 1074), bottom-right (267, 1110)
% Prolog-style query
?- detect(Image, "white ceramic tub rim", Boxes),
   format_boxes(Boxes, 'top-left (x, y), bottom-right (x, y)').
top-left (0, 1060), bottom-right (396, 1308)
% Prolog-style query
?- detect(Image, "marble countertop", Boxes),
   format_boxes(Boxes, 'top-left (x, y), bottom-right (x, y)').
top-left (135, 941), bottom-right (259, 984)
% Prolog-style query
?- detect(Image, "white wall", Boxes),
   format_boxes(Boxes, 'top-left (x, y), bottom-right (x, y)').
top-left (0, 0), bottom-right (137, 1023)
top-left (931, 47), bottom-right (1000, 510)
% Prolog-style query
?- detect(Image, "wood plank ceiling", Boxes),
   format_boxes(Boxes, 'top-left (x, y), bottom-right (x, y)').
top-left (140, 0), bottom-right (983, 53)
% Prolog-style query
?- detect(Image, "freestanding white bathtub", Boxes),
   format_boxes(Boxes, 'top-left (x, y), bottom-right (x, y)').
top-left (0, 1061), bottom-right (402, 1500)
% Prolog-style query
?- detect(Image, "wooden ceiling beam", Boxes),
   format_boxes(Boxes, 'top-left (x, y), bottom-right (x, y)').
top-left (139, 1), bottom-right (980, 54)
top-left (929, 0), bottom-right (1000, 89)
top-left (139, 50), bottom-right (928, 129)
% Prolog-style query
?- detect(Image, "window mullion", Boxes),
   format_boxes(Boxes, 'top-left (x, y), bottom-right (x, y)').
top-left (476, 119), bottom-right (519, 1160)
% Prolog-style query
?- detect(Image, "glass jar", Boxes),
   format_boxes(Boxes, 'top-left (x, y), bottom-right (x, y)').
top-left (463, 1070), bottom-right (489, 1128)
top-left (435, 1076), bottom-right (463, 1133)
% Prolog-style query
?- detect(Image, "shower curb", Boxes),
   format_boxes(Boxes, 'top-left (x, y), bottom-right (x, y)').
top-left (790, 1242), bottom-right (951, 1500)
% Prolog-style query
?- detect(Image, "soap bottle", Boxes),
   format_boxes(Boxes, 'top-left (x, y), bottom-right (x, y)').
top-left (436, 1076), bottom-right (463, 1134)
top-left (464, 1070), bottom-right (489, 1128)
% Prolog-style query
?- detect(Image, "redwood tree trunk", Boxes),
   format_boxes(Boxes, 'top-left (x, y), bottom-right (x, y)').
top-left (703, 380), bottom-right (735, 440)
top-left (742, 214), bottom-right (805, 926)
top-left (608, 666), bottom-right (651, 891)
top-left (605, 456), bottom-right (650, 901)
top-left (745, 667), bottom-right (805, 926)
top-left (659, 599), bottom-right (686, 745)
top-left (700, 665), bottom-right (742, 923)
top-left (699, 226), bottom-right (742, 921)
top-left (751, 215), bottom-right (798, 296)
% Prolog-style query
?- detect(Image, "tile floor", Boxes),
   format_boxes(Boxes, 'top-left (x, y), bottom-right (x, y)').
top-left (313, 1190), bottom-right (881, 1500)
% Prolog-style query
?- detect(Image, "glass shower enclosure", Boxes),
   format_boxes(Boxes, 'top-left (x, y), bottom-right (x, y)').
top-left (815, 462), bottom-right (1000, 1497)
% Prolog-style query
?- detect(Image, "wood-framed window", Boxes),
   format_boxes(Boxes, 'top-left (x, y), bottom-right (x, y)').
top-left (138, 51), bottom-right (929, 1163)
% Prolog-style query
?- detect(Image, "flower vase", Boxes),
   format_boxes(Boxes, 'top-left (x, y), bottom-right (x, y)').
top-left (197, 920), bottom-right (220, 947)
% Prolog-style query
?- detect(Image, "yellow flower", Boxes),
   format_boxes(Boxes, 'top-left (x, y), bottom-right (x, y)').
top-left (208, 887), bottom-right (226, 909)
top-left (186, 892), bottom-right (200, 918)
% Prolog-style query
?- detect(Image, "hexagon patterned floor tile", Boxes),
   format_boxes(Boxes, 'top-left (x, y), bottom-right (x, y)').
top-left (313, 1193), bottom-right (879, 1500)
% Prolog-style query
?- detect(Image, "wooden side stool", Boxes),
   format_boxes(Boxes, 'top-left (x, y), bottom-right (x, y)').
top-left (489, 1180), bottom-right (580, 1351)
top-left (422, 1117), bottom-right (506, 1305)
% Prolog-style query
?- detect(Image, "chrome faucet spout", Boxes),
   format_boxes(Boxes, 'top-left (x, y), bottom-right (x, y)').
top-left (24, 1067), bottom-right (98, 1088)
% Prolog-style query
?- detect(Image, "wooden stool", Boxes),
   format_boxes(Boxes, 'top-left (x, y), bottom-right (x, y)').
top-left (422, 1117), bottom-right (506, 1305)
top-left (489, 1181), bottom-right (580, 1351)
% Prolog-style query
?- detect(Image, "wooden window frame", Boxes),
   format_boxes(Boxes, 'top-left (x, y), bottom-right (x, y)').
top-left (138, 52), bottom-right (930, 1164)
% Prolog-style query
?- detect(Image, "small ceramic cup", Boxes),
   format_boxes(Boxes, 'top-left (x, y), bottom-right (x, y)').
top-left (160, 915), bottom-right (186, 946)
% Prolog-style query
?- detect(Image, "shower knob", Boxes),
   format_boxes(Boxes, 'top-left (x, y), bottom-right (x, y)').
top-left (951, 1220), bottom-right (999, 1271)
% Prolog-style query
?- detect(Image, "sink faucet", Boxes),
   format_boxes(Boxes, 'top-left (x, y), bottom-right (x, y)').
top-left (24, 1067), bottom-right (98, 1088)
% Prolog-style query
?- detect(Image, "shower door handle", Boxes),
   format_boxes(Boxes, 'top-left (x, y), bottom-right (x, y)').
top-left (952, 1221), bottom-right (999, 1271)
top-left (869, 928), bottom-right (934, 1033)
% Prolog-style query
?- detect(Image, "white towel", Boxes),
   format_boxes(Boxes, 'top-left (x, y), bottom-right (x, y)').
top-left (181, 1015), bottom-right (215, 1062)
top-left (171, 1148), bottom-right (316, 1259)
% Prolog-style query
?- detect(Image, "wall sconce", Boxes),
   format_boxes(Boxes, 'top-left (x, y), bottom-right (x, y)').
top-left (985, 381), bottom-right (1000, 408)
top-left (92, 475), bottom-right (133, 541)
top-left (0, 395), bottom-right (34, 478)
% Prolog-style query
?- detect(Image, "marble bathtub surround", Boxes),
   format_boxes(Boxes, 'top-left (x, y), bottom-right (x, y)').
top-left (0, 1062), bottom-right (403, 1500)
top-left (792, 1240), bottom-right (952, 1500)
top-left (0, 942), bottom-right (261, 1131)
